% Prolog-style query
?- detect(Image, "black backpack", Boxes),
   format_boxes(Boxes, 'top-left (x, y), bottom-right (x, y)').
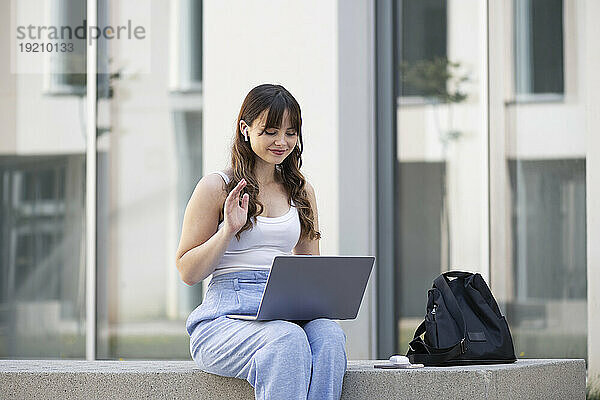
top-left (406, 271), bottom-right (517, 366)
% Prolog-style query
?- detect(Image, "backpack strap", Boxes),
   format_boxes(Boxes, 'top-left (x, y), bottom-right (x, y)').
top-left (434, 273), bottom-right (467, 338)
top-left (407, 320), bottom-right (466, 365)
top-left (406, 273), bottom-right (470, 365)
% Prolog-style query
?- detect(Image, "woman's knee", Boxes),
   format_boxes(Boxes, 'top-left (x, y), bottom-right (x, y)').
top-left (304, 319), bottom-right (346, 346)
top-left (189, 340), bottom-right (206, 370)
top-left (268, 320), bottom-right (311, 347)
top-left (253, 321), bottom-right (312, 371)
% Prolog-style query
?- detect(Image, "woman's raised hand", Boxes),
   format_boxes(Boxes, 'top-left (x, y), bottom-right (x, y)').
top-left (223, 179), bottom-right (249, 236)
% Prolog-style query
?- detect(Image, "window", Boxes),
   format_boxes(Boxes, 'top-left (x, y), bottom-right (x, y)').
top-left (398, 0), bottom-right (447, 97)
top-left (508, 159), bottom-right (586, 301)
top-left (514, 0), bottom-right (564, 95)
top-left (169, 0), bottom-right (203, 93)
top-left (44, 0), bottom-right (110, 97)
top-left (0, 156), bottom-right (86, 357)
top-left (393, 0), bottom-right (487, 354)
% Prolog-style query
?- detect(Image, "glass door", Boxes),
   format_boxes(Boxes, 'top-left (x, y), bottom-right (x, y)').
top-left (0, 0), bottom-right (88, 358)
top-left (489, 0), bottom-right (587, 360)
top-left (394, 0), bottom-right (489, 352)
top-left (94, 0), bottom-right (203, 359)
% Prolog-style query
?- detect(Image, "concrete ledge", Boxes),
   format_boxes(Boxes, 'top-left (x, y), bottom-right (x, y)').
top-left (0, 359), bottom-right (586, 399)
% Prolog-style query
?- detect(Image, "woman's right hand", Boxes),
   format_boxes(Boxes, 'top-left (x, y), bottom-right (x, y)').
top-left (223, 178), bottom-right (249, 236)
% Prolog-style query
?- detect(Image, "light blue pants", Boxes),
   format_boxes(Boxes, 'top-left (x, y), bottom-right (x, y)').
top-left (186, 270), bottom-right (347, 400)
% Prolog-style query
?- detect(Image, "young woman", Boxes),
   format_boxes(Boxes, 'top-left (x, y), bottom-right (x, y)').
top-left (176, 84), bottom-right (347, 400)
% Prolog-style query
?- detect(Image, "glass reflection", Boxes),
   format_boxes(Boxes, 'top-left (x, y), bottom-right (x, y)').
top-left (0, 0), bottom-right (87, 359)
top-left (395, 0), bottom-right (487, 352)
top-left (95, 0), bottom-right (203, 360)
top-left (499, 0), bottom-right (587, 360)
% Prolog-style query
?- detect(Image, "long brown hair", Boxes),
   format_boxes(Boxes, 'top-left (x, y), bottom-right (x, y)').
top-left (225, 84), bottom-right (320, 242)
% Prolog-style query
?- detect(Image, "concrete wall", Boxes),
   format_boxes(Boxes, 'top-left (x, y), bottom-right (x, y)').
top-left (0, 359), bottom-right (587, 400)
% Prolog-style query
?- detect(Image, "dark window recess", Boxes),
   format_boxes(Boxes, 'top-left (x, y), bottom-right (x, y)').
top-left (514, 0), bottom-right (564, 94)
top-left (170, 0), bottom-right (203, 92)
top-left (0, 156), bottom-right (85, 303)
top-left (395, 161), bottom-right (445, 317)
top-left (397, 0), bottom-right (447, 97)
top-left (508, 159), bottom-right (586, 300)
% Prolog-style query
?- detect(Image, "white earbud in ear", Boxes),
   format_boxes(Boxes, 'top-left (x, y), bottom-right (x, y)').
top-left (240, 122), bottom-right (249, 142)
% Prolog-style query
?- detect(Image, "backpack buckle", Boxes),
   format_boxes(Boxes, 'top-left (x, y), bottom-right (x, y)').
top-left (460, 338), bottom-right (466, 354)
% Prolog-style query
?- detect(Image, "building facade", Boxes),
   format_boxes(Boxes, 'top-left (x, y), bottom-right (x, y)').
top-left (0, 0), bottom-right (599, 383)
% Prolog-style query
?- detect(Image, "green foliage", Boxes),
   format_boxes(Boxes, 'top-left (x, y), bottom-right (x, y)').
top-left (588, 381), bottom-right (600, 400)
top-left (400, 57), bottom-right (470, 104)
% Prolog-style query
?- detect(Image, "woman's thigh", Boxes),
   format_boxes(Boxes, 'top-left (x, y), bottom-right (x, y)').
top-left (191, 316), bottom-right (311, 379)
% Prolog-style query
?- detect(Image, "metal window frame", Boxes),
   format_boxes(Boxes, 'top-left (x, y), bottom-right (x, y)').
top-left (85, 0), bottom-right (97, 361)
top-left (375, 0), bottom-right (398, 358)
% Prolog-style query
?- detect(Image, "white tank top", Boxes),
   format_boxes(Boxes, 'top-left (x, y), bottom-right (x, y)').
top-left (210, 171), bottom-right (302, 277)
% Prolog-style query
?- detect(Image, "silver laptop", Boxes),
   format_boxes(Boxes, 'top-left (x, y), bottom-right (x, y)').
top-left (226, 255), bottom-right (375, 321)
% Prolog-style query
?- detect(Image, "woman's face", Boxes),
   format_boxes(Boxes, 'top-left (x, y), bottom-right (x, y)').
top-left (242, 109), bottom-right (298, 165)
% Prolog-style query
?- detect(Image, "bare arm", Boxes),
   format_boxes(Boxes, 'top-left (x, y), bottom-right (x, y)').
top-left (175, 175), bottom-right (249, 286)
top-left (293, 182), bottom-right (320, 255)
